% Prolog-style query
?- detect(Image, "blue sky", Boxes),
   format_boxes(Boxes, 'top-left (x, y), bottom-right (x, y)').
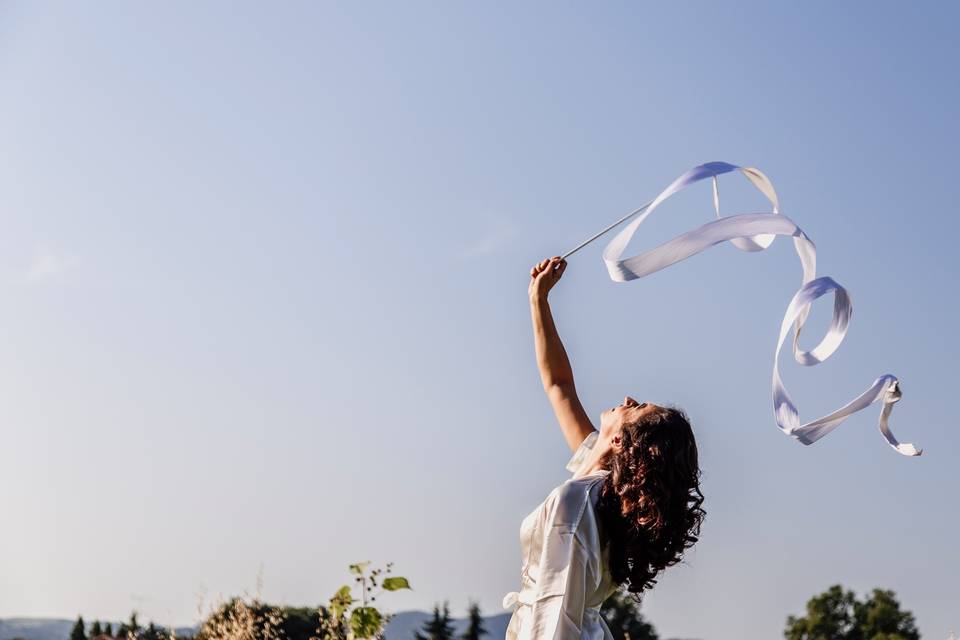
top-left (0, 3), bottom-right (957, 639)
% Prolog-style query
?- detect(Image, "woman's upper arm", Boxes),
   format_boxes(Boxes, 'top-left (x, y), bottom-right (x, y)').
top-left (546, 382), bottom-right (598, 453)
top-left (529, 484), bottom-right (600, 639)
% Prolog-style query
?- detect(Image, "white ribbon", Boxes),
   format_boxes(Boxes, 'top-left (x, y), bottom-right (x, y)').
top-left (597, 161), bottom-right (920, 456)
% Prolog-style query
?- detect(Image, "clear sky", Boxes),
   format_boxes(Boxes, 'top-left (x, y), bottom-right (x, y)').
top-left (0, 3), bottom-right (957, 639)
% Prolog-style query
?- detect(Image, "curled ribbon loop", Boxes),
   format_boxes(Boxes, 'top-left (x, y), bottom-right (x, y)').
top-left (601, 162), bottom-right (920, 456)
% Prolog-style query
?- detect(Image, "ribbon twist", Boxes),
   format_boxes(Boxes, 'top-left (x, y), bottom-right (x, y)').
top-left (601, 162), bottom-right (919, 456)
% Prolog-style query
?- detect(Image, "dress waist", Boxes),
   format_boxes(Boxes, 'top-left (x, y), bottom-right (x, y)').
top-left (502, 588), bottom-right (534, 609)
top-left (502, 588), bottom-right (604, 613)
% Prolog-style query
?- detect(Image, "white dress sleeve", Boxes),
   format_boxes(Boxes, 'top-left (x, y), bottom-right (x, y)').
top-left (565, 430), bottom-right (599, 475)
top-left (527, 483), bottom-right (601, 639)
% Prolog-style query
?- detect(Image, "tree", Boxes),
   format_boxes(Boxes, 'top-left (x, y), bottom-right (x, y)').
top-left (117, 612), bottom-right (142, 640)
top-left (140, 622), bottom-right (166, 640)
top-left (104, 623), bottom-right (113, 637)
top-left (71, 617), bottom-right (88, 640)
top-left (785, 585), bottom-right (919, 640)
top-left (413, 602), bottom-right (455, 640)
top-left (460, 601), bottom-right (487, 640)
top-left (854, 589), bottom-right (920, 640)
top-left (275, 606), bottom-right (320, 640)
top-left (600, 591), bottom-right (658, 640)
top-left (196, 597), bottom-right (286, 640)
top-left (91, 622), bottom-right (103, 637)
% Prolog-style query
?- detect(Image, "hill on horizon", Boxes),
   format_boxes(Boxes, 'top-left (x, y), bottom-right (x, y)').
top-left (0, 612), bottom-right (513, 640)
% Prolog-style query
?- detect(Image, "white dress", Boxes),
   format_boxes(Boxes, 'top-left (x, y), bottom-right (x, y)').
top-left (502, 430), bottom-right (619, 640)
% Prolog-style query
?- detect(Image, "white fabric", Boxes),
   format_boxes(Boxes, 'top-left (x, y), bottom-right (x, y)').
top-left (503, 431), bottom-right (619, 640)
top-left (600, 161), bottom-right (920, 456)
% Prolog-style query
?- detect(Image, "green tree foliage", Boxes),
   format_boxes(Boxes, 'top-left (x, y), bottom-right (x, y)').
top-left (600, 591), bottom-right (658, 640)
top-left (91, 622), bottom-right (103, 637)
top-left (784, 585), bottom-right (920, 640)
top-left (413, 602), bottom-right (455, 640)
top-left (192, 562), bottom-right (410, 640)
top-left (460, 601), bottom-right (486, 640)
top-left (104, 624), bottom-right (113, 637)
top-left (141, 622), bottom-right (167, 640)
top-left (72, 562), bottom-right (411, 640)
top-left (117, 612), bottom-right (142, 640)
top-left (276, 607), bottom-right (320, 640)
top-left (196, 597), bottom-right (287, 640)
top-left (786, 585), bottom-right (858, 639)
top-left (196, 598), bottom-right (357, 640)
top-left (71, 617), bottom-right (88, 640)
top-left (856, 589), bottom-right (920, 640)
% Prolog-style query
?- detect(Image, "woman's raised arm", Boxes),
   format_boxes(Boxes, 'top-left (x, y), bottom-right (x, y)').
top-left (529, 256), bottom-right (598, 453)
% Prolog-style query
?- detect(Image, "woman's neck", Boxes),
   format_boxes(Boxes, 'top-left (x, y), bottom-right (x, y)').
top-left (574, 432), bottom-right (614, 478)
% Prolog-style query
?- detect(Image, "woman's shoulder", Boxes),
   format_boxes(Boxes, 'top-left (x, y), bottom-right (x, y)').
top-left (548, 473), bottom-right (608, 529)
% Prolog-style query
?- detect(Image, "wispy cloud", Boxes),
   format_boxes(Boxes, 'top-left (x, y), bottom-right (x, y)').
top-left (458, 217), bottom-right (521, 260)
top-left (22, 245), bottom-right (79, 284)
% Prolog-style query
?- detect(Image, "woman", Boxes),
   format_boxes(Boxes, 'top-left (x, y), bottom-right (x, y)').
top-left (503, 256), bottom-right (705, 640)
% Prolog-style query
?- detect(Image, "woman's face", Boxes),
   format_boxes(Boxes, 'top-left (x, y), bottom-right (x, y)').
top-left (600, 396), bottom-right (659, 443)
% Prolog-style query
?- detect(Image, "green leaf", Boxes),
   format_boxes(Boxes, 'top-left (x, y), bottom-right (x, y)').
top-left (349, 561), bottom-right (371, 576)
top-left (349, 607), bottom-right (382, 639)
top-left (381, 577), bottom-right (412, 591)
top-left (329, 585), bottom-right (354, 618)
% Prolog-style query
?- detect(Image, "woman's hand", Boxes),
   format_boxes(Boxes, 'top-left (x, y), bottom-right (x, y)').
top-left (528, 256), bottom-right (567, 301)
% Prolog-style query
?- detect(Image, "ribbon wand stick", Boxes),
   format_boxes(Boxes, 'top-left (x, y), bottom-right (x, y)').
top-left (558, 199), bottom-right (655, 264)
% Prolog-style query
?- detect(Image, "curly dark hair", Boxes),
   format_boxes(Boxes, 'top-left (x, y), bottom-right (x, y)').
top-left (594, 404), bottom-right (705, 599)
